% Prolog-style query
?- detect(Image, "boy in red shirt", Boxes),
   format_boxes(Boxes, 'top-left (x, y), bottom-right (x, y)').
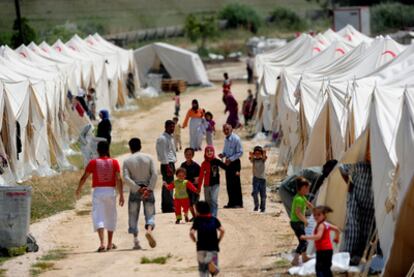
top-left (76, 141), bottom-right (124, 252)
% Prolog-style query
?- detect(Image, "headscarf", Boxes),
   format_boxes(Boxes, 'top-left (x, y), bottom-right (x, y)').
top-left (100, 109), bottom-right (110, 120)
top-left (199, 145), bottom-right (216, 187)
top-left (204, 145), bottom-right (216, 161)
top-left (191, 99), bottom-right (199, 111)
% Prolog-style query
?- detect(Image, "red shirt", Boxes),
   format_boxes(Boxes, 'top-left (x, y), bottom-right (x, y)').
top-left (314, 222), bottom-right (333, 251)
top-left (86, 157), bottom-right (120, 188)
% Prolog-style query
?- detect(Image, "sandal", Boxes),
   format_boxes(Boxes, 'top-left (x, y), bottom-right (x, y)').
top-left (145, 232), bottom-right (157, 248)
top-left (106, 243), bottom-right (117, 251)
top-left (97, 246), bottom-right (106, 252)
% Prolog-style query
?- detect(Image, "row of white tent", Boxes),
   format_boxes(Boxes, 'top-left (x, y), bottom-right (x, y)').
top-left (0, 34), bottom-right (139, 184)
top-left (255, 25), bottom-right (413, 275)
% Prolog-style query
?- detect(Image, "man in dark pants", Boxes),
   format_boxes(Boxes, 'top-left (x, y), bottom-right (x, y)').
top-left (156, 120), bottom-right (177, 213)
top-left (219, 124), bottom-right (243, 208)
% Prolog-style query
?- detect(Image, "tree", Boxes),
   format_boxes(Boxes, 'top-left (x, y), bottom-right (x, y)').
top-left (184, 14), bottom-right (218, 50)
top-left (11, 17), bottom-right (37, 48)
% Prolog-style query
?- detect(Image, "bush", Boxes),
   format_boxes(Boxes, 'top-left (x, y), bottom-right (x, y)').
top-left (184, 14), bottom-right (218, 49)
top-left (219, 3), bottom-right (262, 33)
top-left (371, 3), bottom-right (414, 34)
top-left (11, 17), bottom-right (37, 48)
top-left (269, 7), bottom-right (308, 31)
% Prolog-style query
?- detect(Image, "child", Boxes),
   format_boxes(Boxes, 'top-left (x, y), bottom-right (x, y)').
top-left (198, 146), bottom-right (226, 217)
top-left (190, 201), bottom-right (225, 277)
top-left (290, 177), bottom-right (313, 265)
top-left (301, 206), bottom-right (340, 277)
top-left (172, 117), bottom-right (182, 151)
top-left (249, 146), bottom-right (267, 212)
top-left (164, 167), bottom-right (199, 224)
top-left (204, 112), bottom-right (216, 146)
top-left (173, 88), bottom-right (181, 116)
top-left (180, 148), bottom-right (201, 220)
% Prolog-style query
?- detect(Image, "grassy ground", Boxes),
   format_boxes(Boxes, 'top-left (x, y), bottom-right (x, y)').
top-left (30, 248), bottom-right (68, 276)
top-left (0, 0), bottom-right (319, 35)
top-left (140, 254), bottom-right (172, 265)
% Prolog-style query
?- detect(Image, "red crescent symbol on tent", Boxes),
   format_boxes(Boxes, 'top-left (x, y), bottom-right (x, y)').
top-left (69, 45), bottom-right (77, 51)
top-left (335, 48), bottom-right (345, 55)
top-left (382, 50), bottom-right (397, 58)
top-left (313, 47), bottom-right (321, 52)
top-left (56, 46), bottom-right (62, 52)
top-left (345, 34), bottom-right (352, 41)
top-left (318, 39), bottom-right (325, 45)
top-left (87, 40), bottom-right (94, 45)
top-left (41, 47), bottom-right (48, 53)
top-left (19, 52), bottom-right (27, 58)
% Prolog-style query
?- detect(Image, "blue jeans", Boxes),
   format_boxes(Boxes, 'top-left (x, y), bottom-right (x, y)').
top-left (128, 191), bottom-right (155, 235)
top-left (204, 184), bottom-right (219, 217)
top-left (252, 177), bottom-right (266, 211)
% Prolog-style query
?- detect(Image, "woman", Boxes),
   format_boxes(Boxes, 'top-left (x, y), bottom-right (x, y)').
top-left (97, 109), bottom-right (112, 145)
top-left (182, 99), bottom-right (205, 151)
top-left (222, 72), bottom-right (232, 106)
top-left (224, 92), bottom-right (241, 129)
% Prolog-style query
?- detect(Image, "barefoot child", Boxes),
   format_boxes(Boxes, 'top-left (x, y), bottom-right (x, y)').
top-left (164, 167), bottom-right (199, 224)
top-left (204, 112), bottom-right (216, 146)
top-left (249, 146), bottom-right (267, 212)
top-left (301, 206), bottom-right (340, 277)
top-left (180, 148), bottom-right (201, 220)
top-left (173, 88), bottom-right (180, 116)
top-left (290, 177), bottom-right (313, 265)
top-left (173, 117), bottom-right (182, 151)
top-left (198, 146), bottom-right (227, 217)
top-left (190, 201), bottom-right (225, 277)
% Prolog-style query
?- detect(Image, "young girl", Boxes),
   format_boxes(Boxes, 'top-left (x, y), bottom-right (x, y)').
top-left (301, 206), bottom-right (340, 277)
top-left (164, 167), bottom-right (199, 224)
top-left (173, 117), bottom-right (182, 151)
top-left (198, 146), bottom-right (226, 217)
top-left (173, 88), bottom-right (180, 116)
top-left (204, 112), bottom-right (215, 146)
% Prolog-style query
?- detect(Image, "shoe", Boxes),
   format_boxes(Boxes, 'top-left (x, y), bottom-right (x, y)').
top-left (260, 209), bottom-right (265, 213)
top-left (133, 240), bottom-right (142, 250)
top-left (208, 261), bottom-right (219, 275)
top-left (97, 246), bottom-right (106, 252)
top-left (145, 232), bottom-right (157, 248)
top-left (175, 219), bottom-right (181, 224)
top-left (253, 207), bottom-right (259, 212)
top-left (106, 243), bottom-right (117, 251)
top-left (185, 216), bottom-right (190, 222)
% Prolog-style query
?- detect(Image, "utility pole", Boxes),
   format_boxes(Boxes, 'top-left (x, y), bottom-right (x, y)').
top-left (14, 0), bottom-right (24, 44)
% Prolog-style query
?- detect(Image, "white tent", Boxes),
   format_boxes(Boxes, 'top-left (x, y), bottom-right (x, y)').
top-left (133, 42), bottom-right (210, 86)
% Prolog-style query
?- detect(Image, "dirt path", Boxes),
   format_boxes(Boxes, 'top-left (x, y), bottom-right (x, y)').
top-left (4, 81), bottom-right (295, 277)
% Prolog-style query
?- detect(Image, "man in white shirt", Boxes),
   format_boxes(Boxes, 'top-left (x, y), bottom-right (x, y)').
top-left (123, 138), bottom-right (157, 249)
top-left (156, 120), bottom-right (177, 213)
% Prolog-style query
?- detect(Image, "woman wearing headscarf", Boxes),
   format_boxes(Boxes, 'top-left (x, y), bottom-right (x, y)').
top-left (224, 92), bottom-right (241, 129)
top-left (182, 100), bottom-right (205, 151)
top-left (97, 110), bottom-right (112, 145)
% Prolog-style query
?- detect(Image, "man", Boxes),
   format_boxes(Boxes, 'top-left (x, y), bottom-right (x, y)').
top-left (156, 120), bottom-right (177, 213)
top-left (278, 160), bottom-right (338, 216)
top-left (123, 138), bottom-right (157, 250)
top-left (76, 141), bottom-right (124, 252)
top-left (219, 124), bottom-right (243, 208)
top-left (246, 54), bottom-right (254, 84)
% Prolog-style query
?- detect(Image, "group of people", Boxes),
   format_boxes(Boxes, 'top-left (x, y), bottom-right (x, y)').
top-left (75, 115), bottom-right (252, 276)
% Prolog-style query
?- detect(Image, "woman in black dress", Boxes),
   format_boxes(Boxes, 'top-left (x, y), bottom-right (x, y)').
top-left (97, 109), bottom-right (112, 145)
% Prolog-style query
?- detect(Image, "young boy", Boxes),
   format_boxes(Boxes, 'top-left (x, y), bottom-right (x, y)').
top-left (249, 146), bottom-right (267, 212)
top-left (180, 148), bottom-right (201, 221)
top-left (173, 88), bottom-right (181, 116)
top-left (290, 177), bottom-right (313, 266)
top-left (172, 116), bottom-right (182, 151)
top-left (190, 201), bottom-right (225, 277)
top-left (164, 167), bottom-right (199, 224)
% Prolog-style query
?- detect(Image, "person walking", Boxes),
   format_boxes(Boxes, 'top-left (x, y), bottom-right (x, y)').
top-left (156, 120), bottom-right (177, 213)
top-left (224, 92), bottom-right (241, 129)
top-left (75, 141), bottom-right (124, 252)
top-left (219, 124), bottom-right (243, 208)
top-left (242, 89), bottom-right (254, 125)
top-left (249, 146), bottom-right (267, 212)
top-left (182, 99), bottom-right (205, 151)
top-left (172, 88), bottom-right (181, 117)
top-left (222, 72), bottom-right (232, 106)
top-left (123, 138), bottom-right (158, 250)
top-left (246, 54), bottom-right (255, 84)
top-left (97, 109), bottom-right (112, 145)
top-left (180, 148), bottom-right (201, 220)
